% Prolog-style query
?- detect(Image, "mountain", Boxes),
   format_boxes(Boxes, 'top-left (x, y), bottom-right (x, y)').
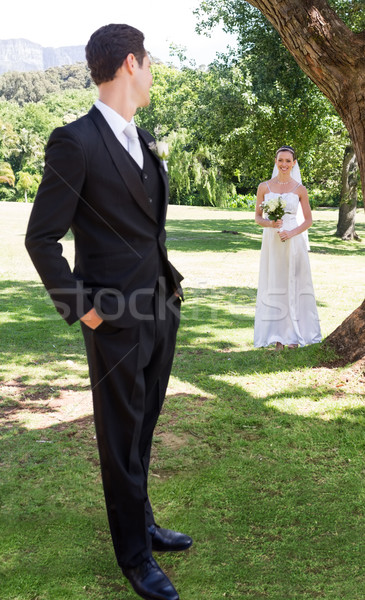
top-left (0, 39), bottom-right (85, 74)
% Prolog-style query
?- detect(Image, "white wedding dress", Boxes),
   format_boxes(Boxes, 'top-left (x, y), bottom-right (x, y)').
top-left (254, 189), bottom-right (322, 348)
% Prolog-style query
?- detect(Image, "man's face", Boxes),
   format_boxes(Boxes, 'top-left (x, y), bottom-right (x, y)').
top-left (134, 53), bottom-right (153, 108)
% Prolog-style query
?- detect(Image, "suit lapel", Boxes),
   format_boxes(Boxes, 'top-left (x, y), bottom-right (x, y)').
top-left (88, 106), bottom-right (157, 224)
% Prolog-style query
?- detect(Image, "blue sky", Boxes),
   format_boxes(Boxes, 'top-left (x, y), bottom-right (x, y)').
top-left (1, 0), bottom-right (235, 65)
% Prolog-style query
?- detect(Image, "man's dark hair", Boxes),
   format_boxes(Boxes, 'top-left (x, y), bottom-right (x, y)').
top-left (85, 24), bottom-right (146, 85)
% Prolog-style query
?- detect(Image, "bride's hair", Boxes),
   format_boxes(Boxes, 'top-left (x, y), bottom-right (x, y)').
top-left (275, 145), bottom-right (297, 160)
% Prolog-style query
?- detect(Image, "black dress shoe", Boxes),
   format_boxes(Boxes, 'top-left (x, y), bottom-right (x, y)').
top-left (149, 524), bottom-right (193, 553)
top-left (123, 556), bottom-right (179, 600)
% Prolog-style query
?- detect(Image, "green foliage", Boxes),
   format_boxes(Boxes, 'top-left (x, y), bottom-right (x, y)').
top-left (0, 160), bottom-right (16, 200)
top-left (0, 33), bottom-right (354, 205)
top-left (0, 161), bottom-right (16, 202)
top-left (0, 185), bottom-right (16, 201)
top-left (309, 188), bottom-right (341, 209)
top-left (163, 129), bottom-right (236, 207)
top-left (0, 78), bottom-right (96, 200)
top-left (0, 160), bottom-right (15, 186)
top-left (0, 70), bottom-right (58, 105)
top-left (138, 58), bottom-right (346, 204)
top-left (42, 89), bottom-right (97, 123)
top-left (16, 171), bottom-right (41, 202)
top-left (328, 0), bottom-right (365, 32)
top-left (224, 193), bottom-right (256, 209)
top-left (0, 117), bottom-right (21, 159)
top-left (195, 0), bottom-right (350, 195)
top-left (45, 62), bottom-right (94, 90)
top-left (138, 64), bottom-right (242, 205)
top-left (137, 63), bottom-right (201, 135)
top-left (0, 63), bottom-right (93, 105)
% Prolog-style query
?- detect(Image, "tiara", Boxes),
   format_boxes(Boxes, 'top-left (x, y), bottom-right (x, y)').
top-left (276, 146), bottom-right (295, 156)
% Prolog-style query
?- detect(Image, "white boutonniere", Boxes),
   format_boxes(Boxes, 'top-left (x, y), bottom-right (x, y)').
top-left (149, 140), bottom-right (169, 172)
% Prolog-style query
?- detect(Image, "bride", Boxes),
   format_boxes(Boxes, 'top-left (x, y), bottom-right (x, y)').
top-left (253, 145), bottom-right (322, 350)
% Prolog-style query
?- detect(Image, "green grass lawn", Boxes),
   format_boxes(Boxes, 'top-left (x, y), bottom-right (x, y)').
top-left (1, 202), bottom-right (365, 600)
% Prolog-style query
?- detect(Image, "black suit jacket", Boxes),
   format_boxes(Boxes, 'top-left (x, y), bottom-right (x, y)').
top-left (25, 106), bottom-right (183, 327)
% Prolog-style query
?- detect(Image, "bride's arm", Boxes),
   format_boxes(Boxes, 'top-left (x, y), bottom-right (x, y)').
top-left (278, 185), bottom-right (312, 241)
top-left (255, 182), bottom-right (282, 229)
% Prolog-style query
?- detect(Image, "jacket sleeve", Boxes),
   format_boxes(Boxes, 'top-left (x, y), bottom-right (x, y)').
top-left (25, 126), bottom-right (93, 325)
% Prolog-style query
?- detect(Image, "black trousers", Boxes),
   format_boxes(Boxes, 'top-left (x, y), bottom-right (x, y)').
top-left (81, 285), bottom-right (180, 568)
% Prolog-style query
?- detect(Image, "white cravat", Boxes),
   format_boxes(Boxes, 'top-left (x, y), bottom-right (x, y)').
top-left (124, 124), bottom-right (144, 169)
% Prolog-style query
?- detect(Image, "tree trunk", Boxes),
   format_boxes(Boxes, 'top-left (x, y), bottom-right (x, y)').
top-left (335, 145), bottom-right (359, 240)
top-left (246, 0), bottom-right (365, 205)
top-left (324, 299), bottom-right (365, 363)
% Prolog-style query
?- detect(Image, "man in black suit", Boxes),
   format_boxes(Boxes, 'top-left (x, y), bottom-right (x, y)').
top-left (25, 23), bottom-right (192, 600)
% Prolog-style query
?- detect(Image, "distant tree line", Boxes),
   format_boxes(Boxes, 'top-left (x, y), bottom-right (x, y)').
top-left (0, 41), bottom-right (355, 206)
top-left (0, 63), bottom-right (96, 202)
top-left (0, 63), bottom-right (93, 104)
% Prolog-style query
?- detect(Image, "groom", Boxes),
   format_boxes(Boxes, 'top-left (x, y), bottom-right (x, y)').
top-left (25, 23), bottom-right (192, 600)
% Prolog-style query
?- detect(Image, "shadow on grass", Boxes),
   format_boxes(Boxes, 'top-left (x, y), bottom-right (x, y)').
top-left (166, 218), bottom-right (365, 256)
top-left (0, 280), bottom-right (89, 431)
top-left (0, 279), bottom-right (86, 360)
top-left (1, 275), bottom-right (365, 598)
top-left (0, 281), bottom-right (328, 389)
top-left (1, 362), bottom-right (364, 599)
top-left (0, 414), bottom-right (129, 600)
top-left (179, 285), bottom-right (327, 341)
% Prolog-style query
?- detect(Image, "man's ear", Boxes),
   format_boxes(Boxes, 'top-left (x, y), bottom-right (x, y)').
top-left (124, 53), bottom-right (136, 75)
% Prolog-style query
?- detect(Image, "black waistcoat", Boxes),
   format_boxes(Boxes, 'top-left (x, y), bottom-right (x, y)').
top-left (122, 140), bottom-right (164, 225)
top-left (140, 143), bottom-right (164, 224)
top-left (124, 140), bottom-right (168, 283)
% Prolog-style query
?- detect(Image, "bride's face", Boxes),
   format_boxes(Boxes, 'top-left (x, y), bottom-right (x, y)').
top-left (275, 151), bottom-right (296, 176)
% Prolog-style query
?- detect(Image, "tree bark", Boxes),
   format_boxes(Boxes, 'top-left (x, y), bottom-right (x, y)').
top-left (324, 299), bottom-right (365, 363)
top-left (246, 0), bottom-right (365, 205)
top-left (335, 145), bottom-right (359, 240)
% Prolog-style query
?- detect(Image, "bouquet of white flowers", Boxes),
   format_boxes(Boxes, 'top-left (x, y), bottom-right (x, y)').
top-left (260, 196), bottom-right (287, 221)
